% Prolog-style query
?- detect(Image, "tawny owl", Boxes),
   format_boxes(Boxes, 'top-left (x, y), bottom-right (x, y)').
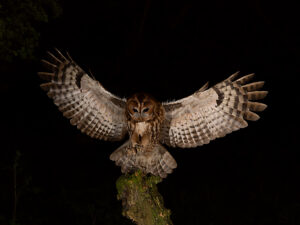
top-left (39, 50), bottom-right (268, 178)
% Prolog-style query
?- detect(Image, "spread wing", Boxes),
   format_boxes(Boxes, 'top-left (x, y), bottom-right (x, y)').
top-left (39, 49), bottom-right (128, 141)
top-left (160, 72), bottom-right (268, 148)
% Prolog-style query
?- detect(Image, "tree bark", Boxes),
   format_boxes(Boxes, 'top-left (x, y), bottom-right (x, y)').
top-left (116, 170), bottom-right (173, 225)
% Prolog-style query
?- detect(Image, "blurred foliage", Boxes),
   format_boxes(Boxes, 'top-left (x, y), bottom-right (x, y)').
top-left (0, 0), bottom-right (62, 62)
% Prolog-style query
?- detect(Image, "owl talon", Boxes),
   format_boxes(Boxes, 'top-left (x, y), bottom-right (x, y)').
top-left (134, 144), bottom-right (144, 152)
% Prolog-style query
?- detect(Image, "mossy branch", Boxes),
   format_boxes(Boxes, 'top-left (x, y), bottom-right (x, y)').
top-left (116, 170), bottom-right (173, 225)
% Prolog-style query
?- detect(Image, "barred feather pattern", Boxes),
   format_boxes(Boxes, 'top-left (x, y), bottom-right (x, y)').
top-left (39, 50), bottom-right (128, 141)
top-left (39, 53), bottom-right (267, 178)
top-left (110, 93), bottom-right (177, 178)
top-left (160, 72), bottom-right (268, 148)
top-left (110, 141), bottom-right (177, 178)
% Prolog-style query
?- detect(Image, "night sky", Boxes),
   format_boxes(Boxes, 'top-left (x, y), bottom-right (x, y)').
top-left (1, 0), bottom-right (299, 224)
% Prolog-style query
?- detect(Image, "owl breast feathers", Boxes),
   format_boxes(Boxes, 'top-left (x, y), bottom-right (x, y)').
top-left (39, 50), bottom-right (268, 178)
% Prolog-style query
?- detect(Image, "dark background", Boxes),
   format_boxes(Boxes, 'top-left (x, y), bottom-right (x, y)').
top-left (1, 0), bottom-right (299, 224)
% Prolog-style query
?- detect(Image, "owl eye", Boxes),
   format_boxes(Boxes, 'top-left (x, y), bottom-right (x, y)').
top-left (133, 108), bottom-right (138, 113)
top-left (142, 107), bottom-right (149, 113)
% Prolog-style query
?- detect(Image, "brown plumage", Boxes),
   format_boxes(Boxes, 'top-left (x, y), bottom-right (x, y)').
top-left (110, 93), bottom-right (177, 178)
top-left (39, 50), bottom-right (268, 178)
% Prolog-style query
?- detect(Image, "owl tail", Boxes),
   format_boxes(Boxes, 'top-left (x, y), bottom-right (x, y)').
top-left (109, 141), bottom-right (177, 178)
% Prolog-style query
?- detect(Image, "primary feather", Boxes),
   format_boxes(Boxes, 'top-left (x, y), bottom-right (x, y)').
top-left (39, 49), bottom-right (128, 141)
top-left (39, 52), bottom-right (267, 178)
top-left (160, 72), bottom-right (268, 148)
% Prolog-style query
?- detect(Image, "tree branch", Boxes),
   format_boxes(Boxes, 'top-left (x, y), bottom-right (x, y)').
top-left (116, 170), bottom-right (173, 225)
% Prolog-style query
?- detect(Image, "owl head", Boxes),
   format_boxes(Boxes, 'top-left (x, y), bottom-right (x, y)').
top-left (126, 93), bottom-right (163, 122)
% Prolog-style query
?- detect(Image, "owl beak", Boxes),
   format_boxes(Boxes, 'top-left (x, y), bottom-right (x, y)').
top-left (137, 113), bottom-right (143, 121)
top-left (133, 112), bottom-right (143, 121)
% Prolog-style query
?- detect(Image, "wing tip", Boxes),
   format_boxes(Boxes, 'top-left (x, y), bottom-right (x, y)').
top-left (40, 82), bottom-right (52, 91)
top-left (244, 111), bottom-right (260, 121)
top-left (198, 81), bottom-right (209, 92)
top-left (38, 72), bottom-right (55, 81)
top-left (247, 91), bottom-right (268, 100)
top-left (248, 102), bottom-right (268, 112)
top-left (227, 71), bottom-right (240, 81)
top-left (235, 73), bottom-right (256, 84)
top-left (54, 48), bottom-right (68, 61)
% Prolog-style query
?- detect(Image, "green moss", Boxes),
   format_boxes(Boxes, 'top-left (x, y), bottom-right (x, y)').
top-left (116, 171), bottom-right (172, 225)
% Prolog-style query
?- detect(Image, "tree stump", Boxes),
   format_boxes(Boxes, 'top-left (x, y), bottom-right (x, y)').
top-left (116, 170), bottom-right (173, 225)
